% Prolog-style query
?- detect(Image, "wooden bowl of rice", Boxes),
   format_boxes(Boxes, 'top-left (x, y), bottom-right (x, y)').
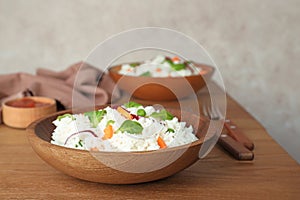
top-left (109, 62), bottom-right (214, 101)
top-left (26, 105), bottom-right (211, 184)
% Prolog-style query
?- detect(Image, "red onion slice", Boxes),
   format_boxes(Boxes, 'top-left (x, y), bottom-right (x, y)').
top-left (64, 130), bottom-right (98, 145)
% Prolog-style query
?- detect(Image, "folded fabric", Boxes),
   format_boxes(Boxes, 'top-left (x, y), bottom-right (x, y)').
top-left (0, 62), bottom-right (120, 124)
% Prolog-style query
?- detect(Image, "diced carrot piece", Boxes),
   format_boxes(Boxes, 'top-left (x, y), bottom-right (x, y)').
top-left (102, 125), bottom-right (114, 140)
top-left (156, 68), bottom-right (162, 72)
top-left (117, 106), bottom-right (133, 119)
top-left (172, 56), bottom-right (180, 63)
top-left (157, 136), bottom-right (167, 149)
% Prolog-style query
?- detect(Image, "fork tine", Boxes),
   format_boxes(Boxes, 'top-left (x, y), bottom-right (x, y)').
top-left (211, 104), bottom-right (218, 119)
top-left (202, 99), bottom-right (211, 119)
top-left (208, 104), bottom-right (214, 119)
top-left (202, 103), bottom-right (208, 117)
top-left (214, 105), bottom-right (224, 120)
top-left (202, 98), bottom-right (225, 120)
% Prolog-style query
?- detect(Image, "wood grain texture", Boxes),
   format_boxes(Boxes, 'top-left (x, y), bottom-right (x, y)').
top-left (1, 85), bottom-right (299, 199)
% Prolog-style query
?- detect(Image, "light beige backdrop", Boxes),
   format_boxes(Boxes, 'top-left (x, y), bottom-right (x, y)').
top-left (1, 0), bottom-right (299, 163)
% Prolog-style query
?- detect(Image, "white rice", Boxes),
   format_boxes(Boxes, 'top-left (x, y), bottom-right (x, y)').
top-left (51, 104), bottom-right (198, 152)
top-left (118, 55), bottom-right (201, 77)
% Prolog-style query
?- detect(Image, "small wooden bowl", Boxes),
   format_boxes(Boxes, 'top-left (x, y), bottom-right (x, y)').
top-left (109, 62), bottom-right (214, 101)
top-left (2, 96), bottom-right (56, 129)
top-left (27, 106), bottom-right (211, 184)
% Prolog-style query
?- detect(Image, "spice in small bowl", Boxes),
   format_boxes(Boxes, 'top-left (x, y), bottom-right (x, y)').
top-left (2, 96), bottom-right (57, 129)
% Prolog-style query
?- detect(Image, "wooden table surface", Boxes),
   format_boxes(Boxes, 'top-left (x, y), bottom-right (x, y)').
top-left (1, 86), bottom-right (300, 200)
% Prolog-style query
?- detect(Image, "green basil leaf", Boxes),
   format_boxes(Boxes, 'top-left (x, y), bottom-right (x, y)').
top-left (150, 109), bottom-right (174, 120)
top-left (84, 110), bottom-right (107, 128)
top-left (124, 101), bottom-right (142, 108)
top-left (118, 120), bottom-right (143, 134)
top-left (57, 113), bottom-right (75, 121)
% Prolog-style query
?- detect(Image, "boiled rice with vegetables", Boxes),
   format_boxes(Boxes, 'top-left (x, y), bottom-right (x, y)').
top-left (51, 102), bottom-right (198, 152)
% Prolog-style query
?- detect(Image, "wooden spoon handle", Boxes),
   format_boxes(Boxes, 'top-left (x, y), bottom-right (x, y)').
top-left (224, 119), bottom-right (255, 150)
top-left (218, 134), bottom-right (254, 160)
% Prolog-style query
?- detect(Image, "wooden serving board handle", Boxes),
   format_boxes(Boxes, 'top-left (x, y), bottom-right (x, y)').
top-left (218, 134), bottom-right (254, 160)
top-left (224, 119), bottom-right (255, 150)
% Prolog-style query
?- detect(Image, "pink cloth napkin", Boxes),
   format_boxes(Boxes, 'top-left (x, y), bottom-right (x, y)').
top-left (0, 62), bottom-right (120, 124)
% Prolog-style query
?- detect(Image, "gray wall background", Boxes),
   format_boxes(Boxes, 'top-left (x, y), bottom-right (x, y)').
top-left (1, 0), bottom-right (299, 163)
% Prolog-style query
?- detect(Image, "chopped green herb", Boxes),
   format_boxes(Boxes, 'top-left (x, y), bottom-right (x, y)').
top-left (78, 140), bottom-right (83, 147)
top-left (123, 101), bottom-right (142, 108)
top-left (137, 109), bottom-right (146, 117)
top-left (171, 63), bottom-right (185, 71)
top-left (118, 120), bottom-right (143, 134)
top-left (167, 128), bottom-right (175, 133)
top-left (140, 71), bottom-right (151, 77)
top-left (75, 144), bottom-right (78, 148)
top-left (150, 109), bottom-right (174, 120)
top-left (164, 59), bottom-right (186, 71)
top-left (57, 113), bottom-right (75, 121)
top-left (84, 110), bottom-right (107, 128)
top-left (130, 63), bottom-right (139, 67)
top-left (106, 120), bottom-right (115, 126)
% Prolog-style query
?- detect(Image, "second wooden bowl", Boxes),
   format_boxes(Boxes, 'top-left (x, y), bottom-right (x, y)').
top-left (109, 63), bottom-right (214, 101)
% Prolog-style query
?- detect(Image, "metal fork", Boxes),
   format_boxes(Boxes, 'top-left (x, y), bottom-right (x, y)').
top-left (202, 102), bottom-right (225, 121)
top-left (202, 101), bottom-right (254, 160)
